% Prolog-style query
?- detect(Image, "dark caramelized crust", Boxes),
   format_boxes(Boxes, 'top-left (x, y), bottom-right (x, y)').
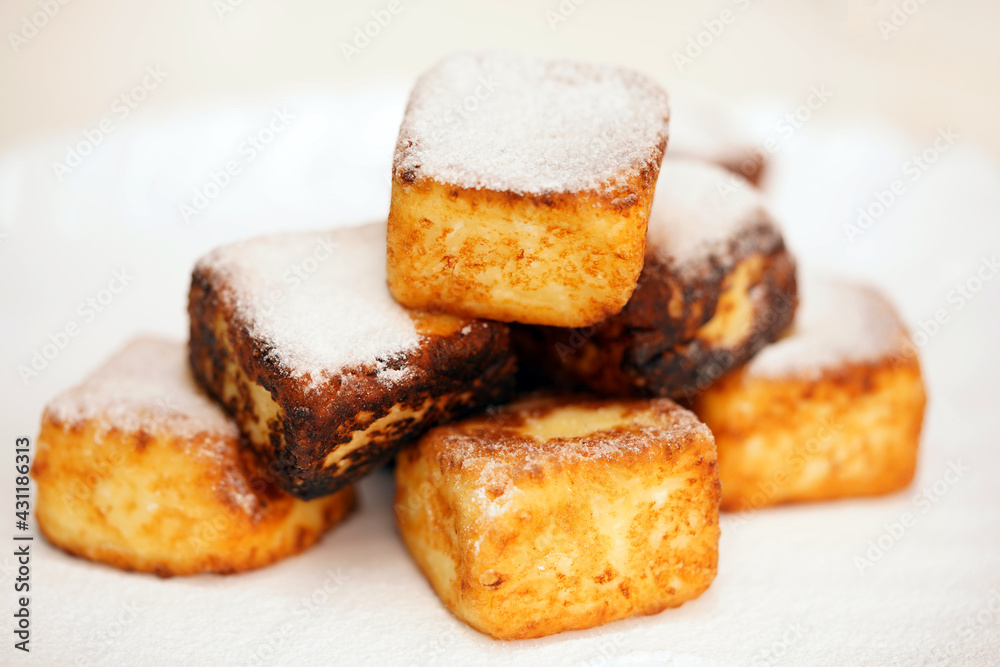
top-left (513, 220), bottom-right (797, 398)
top-left (189, 266), bottom-right (516, 500)
top-left (614, 219), bottom-right (788, 347)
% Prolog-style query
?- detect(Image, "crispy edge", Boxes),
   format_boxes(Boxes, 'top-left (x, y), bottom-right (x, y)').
top-left (387, 141), bottom-right (665, 328)
top-left (31, 416), bottom-right (356, 576)
top-left (395, 396), bottom-right (720, 639)
top-left (694, 353), bottom-right (926, 511)
top-left (513, 229), bottom-right (797, 398)
top-left (188, 266), bottom-right (517, 500)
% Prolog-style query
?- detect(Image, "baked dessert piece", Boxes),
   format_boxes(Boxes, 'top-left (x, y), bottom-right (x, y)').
top-left (513, 157), bottom-right (796, 398)
top-left (189, 222), bottom-right (515, 500)
top-left (395, 394), bottom-right (720, 640)
top-left (667, 85), bottom-right (768, 186)
top-left (387, 51), bottom-right (671, 327)
top-left (31, 337), bottom-right (354, 577)
top-left (691, 279), bottom-right (926, 511)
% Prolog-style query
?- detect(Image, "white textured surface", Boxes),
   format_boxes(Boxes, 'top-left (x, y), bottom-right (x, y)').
top-left (197, 223), bottom-right (419, 388)
top-left (1, 86), bottom-right (999, 666)
top-left (394, 51), bottom-right (670, 194)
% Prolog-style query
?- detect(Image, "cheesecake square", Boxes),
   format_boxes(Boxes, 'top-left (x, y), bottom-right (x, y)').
top-left (188, 222), bottom-right (516, 500)
top-left (692, 279), bottom-right (926, 510)
top-left (388, 51), bottom-right (671, 327)
top-left (31, 337), bottom-right (355, 576)
top-left (395, 395), bottom-right (719, 639)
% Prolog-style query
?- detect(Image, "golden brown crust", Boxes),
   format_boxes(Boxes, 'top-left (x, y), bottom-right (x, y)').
top-left (513, 222), bottom-right (797, 398)
top-left (32, 415), bottom-right (355, 577)
top-left (395, 395), bottom-right (719, 639)
top-left (692, 353), bottom-right (926, 511)
top-left (188, 265), bottom-right (517, 500)
top-left (386, 158), bottom-right (663, 328)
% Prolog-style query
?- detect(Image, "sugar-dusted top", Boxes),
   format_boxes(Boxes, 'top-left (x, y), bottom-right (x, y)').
top-left (645, 157), bottom-right (769, 273)
top-left (196, 222), bottom-right (420, 387)
top-left (393, 51), bottom-right (670, 195)
top-left (746, 278), bottom-right (910, 378)
top-left (429, 396), bottom-right (712, 554)
top-left (437, 396), bottom-right (711, 467)
top-left (46, 336), bottom-right (239, 439)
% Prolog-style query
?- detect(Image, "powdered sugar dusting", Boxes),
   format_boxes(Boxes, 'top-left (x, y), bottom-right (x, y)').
top-left (746, 278), bottom-right (909, 378)
top-left (376, 365), bottom-right (413, 387)
top-left (394, 51), bottom-right (670, 194)
top-left (646, 158), bottom-right (767, 272)
top-left (459, 399), bottom-right (708, 463)
top-left (196, 222), bottom-right (421, 388)
top-left (46, 337), bottom-right (238, 440)
top-left (444, 399), bottom-right (711, 548)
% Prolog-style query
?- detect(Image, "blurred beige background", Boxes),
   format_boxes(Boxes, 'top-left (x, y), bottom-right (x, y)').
top-left (1, 0), bottom-right (999, 159)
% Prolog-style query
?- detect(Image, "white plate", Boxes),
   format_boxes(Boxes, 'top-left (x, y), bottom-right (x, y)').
top-left (1, 85), bottom-right (998, 666)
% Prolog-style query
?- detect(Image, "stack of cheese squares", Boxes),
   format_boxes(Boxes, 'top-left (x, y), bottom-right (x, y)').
top-left (32, 51), bottom-right (926, 640)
